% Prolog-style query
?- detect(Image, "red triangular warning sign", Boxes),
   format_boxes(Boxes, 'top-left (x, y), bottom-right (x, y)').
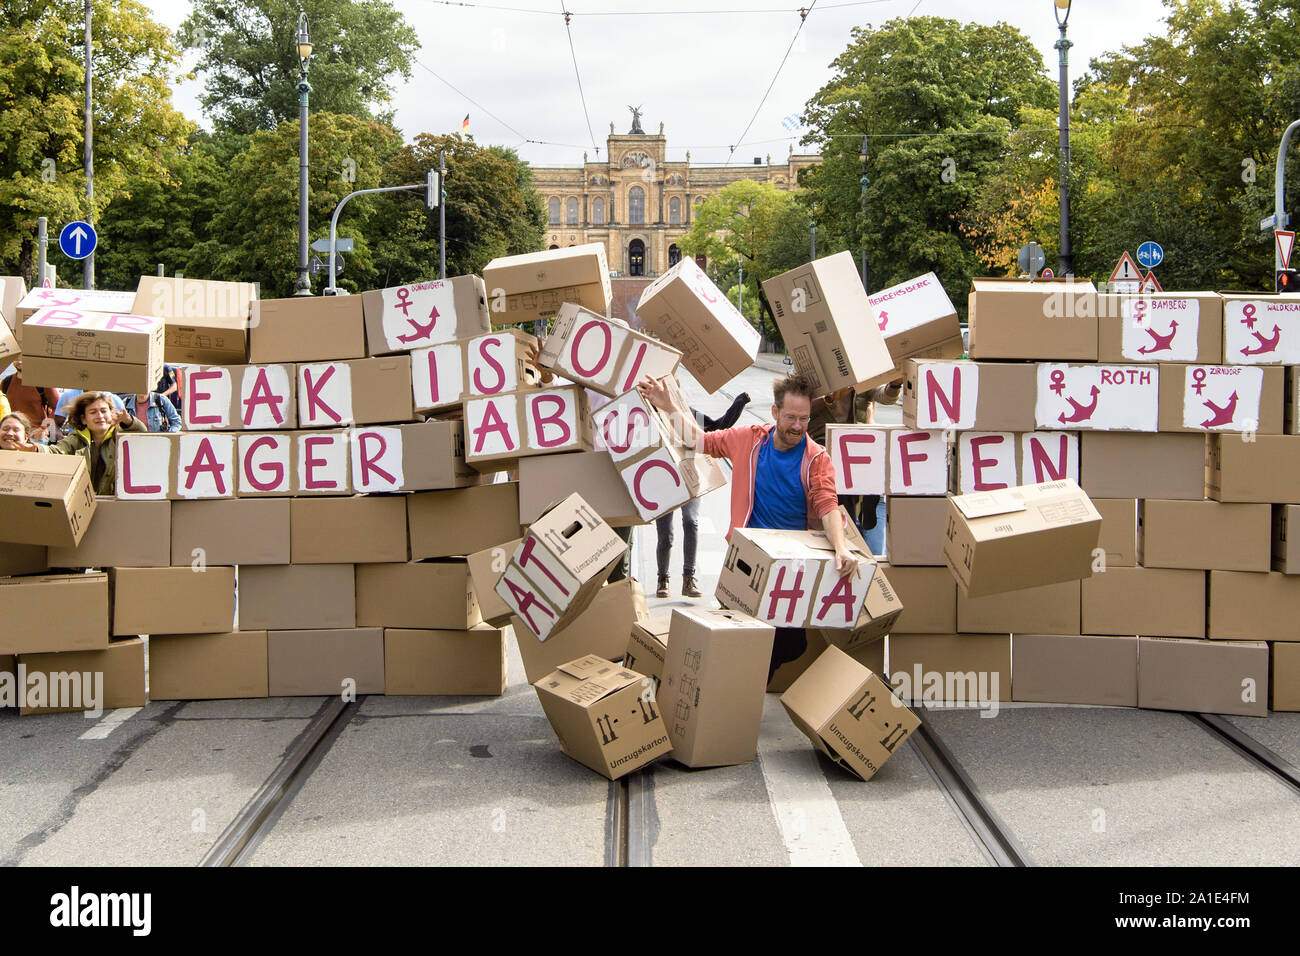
top-left (1278, 230), bottom-right (1295, 270)
top-left (1109, 251), bottom-right (1143, 283)
top-left (1139, 271), bottom-right (1163, 293)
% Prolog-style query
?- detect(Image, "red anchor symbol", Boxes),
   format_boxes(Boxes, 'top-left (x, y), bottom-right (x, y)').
top-left (1200, 391), bottom-right (1237, 428)
top-left (1057, 385), bottom-right (1100, 424)
top-left (877, 309), bottom-right (889, 331)
top-left (1136, 319), bottom-right (1178, 354)
top-left (1241, 304), bottom-right (1257, 329)
top-left (1191, 367), bottom-right (1207, 395)
top-left (394, 287), bottom-right (413, 316)
top-left (1049, 368), bottom-right (1067, 396)
top-left (396, 306), bottom-right (439, 344)
top-left (1241, 324), bottom-right (1281, 357)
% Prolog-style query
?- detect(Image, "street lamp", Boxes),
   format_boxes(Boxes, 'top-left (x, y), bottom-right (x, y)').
top-left (859, 134), bottom-right (870, 292)
top-left (294, 11), bottom-right (313, 296)
top-left (1054, 0), bottom-right (1073, 277)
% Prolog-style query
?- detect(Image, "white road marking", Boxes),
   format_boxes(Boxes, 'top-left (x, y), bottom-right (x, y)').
top-left (79, 707), bottom-right (142, 741)
top-left (756, 696), bottom-right (862, 867)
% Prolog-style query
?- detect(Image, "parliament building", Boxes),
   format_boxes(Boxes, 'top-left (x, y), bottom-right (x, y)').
top-left (529, 110), bottom-right (820, 279)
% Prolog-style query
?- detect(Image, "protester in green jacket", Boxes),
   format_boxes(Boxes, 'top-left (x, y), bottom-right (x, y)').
top-left (26, 390), bottom-right (147, 494)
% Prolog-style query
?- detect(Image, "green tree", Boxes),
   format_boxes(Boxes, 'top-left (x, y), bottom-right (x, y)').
top-left (0, 0), bottom-right (193, 283)
top-left (180, 0), bottom-right (419, 135)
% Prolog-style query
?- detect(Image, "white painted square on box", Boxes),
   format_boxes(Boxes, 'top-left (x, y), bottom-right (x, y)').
top-left (1182, 365), bottom-right (1264, 432)
top-left (184, 368), bottom-right (233, 430)
top-left (237, 433), bottom-right (291, 495)
top-left (350, 426), bottom-right (404, 492)
top-left (621, 446), bottom-right (690, 522)
top-left (1035, 364), bottom-right (1158, 431)
top-left (411, 343), bottom-right (464, 410)
top-left (464, 395), bottom-right (520, 459)
top-left (467, 333), bottom-right (522, 396)
top-left (808, 560), bottom-right (874, 629)
top-left (524, 389), bottom-right (579, 452)
top-left (380, 280), bottom-right (460, 350)
top-left (177, 433), bottom-right (235, 499)
top-left (957, 432), bottom-right (1017, 493)
top-left (297, 362), bottom-right (353, 427)
top-left (911, 361), bottom-right (977, 430)
top-left (756, 558), bottom-right (817, 627)
top-left (496, 561), bottom-right (562, 642)
top-left (1121, 297), bottom-right (1200, 362)
top-left (591, 389), bottom-right (661, 462)
top-left (558, 316), bottom-right (629, 393)
top-left (296, 432), bottom-right (348, 493)
top-left (1019, 432), bottom-right (1079, 484)
top-left (888, 430), bottom-right (948, 495)
top-left (827, 426), bottom-right (887, 495)
top-left (239, 365), bottom-right (293, 429)
top-left (116, 433), bottom-right (172, 500)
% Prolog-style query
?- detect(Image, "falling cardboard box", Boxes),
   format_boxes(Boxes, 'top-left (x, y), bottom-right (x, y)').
top-left (867, 271), bottom-right (964, 367)
top-left (411, 328), bottom-right (540, 414)
top-left (942, 479), bottom-right (1102, 598)
top-left (0, 449), bottom-right (96, 548)
top-left (362, 275), bottom-right (491, 355)
top-left (483, 245), bottom-right (611, 326)
top-left (966, 278), bottom-right (1098, 360)
top-left (590, 385), bottom-right (726, 522)
top-left (538, 303), bottom-right (682, 397)
top-left (781, 645), bottom-right (920, 782)
top-left (637, 256), bottom-right (761, 393)
top-left (762, 251), bottom-right (896, 398)
top-left (14, 287), bottom-right (134, 344)
top-left (462, 384), bottom-right (592, 470)
top-left (494, 492), bottom-right (627, 641)
top-left (716, 527), bottom-right (875, 630)
top-left (133, 276), bottom-right (256, 365)
top-left (20, 307), bottom-right (164, 393)
top-left (657, 607), bottom-right (775, 768)
top-left (532, 654), bottom-right (672, 780)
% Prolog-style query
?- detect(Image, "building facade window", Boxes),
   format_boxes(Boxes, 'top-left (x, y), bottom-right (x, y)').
top-left (566, 197), bottom-right (579, 225)
top-left (629, 186), bottom-right (645, 225)
top-left (548, 197), bottom-right (560, 225)
top-left (629, 239), bottom-right (646, 277)
top-left (668, 244), bottom-right (681, 266)
top-left (593, 197), bottom-right (605, 225)
top-left (669, 197), bottom-right (681, 225)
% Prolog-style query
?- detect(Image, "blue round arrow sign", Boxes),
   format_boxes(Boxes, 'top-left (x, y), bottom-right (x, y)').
top-left (58, 220), bottom-right (97, 260)
top-left (1136, 240), bottom-right (1164, 269)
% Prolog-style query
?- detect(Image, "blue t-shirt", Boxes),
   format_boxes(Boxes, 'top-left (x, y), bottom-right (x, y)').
top-left (749, 434), bottom-right (807, 531)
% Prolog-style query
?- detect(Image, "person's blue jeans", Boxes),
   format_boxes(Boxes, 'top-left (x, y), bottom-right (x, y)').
top-left (655, 497), bottom-right (700, 577)
top-left (864, 495), bottom-right (887, 559)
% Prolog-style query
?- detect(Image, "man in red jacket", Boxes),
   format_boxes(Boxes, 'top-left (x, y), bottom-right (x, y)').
top-left (639, 371), bottom-right (860, 680)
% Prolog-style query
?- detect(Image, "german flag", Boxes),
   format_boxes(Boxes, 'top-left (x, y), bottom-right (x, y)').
top-left (461, 114), bottom-right (470, 136)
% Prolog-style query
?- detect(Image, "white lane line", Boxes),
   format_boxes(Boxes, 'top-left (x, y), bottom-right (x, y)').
top-left (756, 695), bottom-right (862, 867)
top-left (79, 707), bottom-right (142, 741)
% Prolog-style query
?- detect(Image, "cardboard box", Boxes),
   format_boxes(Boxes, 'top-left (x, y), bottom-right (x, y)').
top-left (0, 450), bottom-right (96, 548)
top-left (383, 625), bottom-right (506, 696)
top-left (287, 430), bottom-right (351, 496)
top-left (1272, 504), bottom-right (1300, 573)
top-left (716, 527), bottom-right (876, 629)
top-left (268, 628), bottom-right (385, 696)
top-left (882, 563), bottom-right (956, 633)
top-left (1012, 633), bottom-right (1138, 706)
top-left (0, 275), bottom-right (27, 347)
top-left (290, 496), bottom-right (408, 564)
top-left (515, 577), bottom-right (649, 684)
top-left (885, 495), bottom-right (949, 565)
top-left (967, 278), bottom-right (1098, 360)
top-left (110, 566), bottom-right (236, 636)
top-left (1156, 364), bottom-right (1282, 434)
top-left (116, 433), bottom-right (237, 501)
top-left (624, 617), bottom-right (670, 692)
top-left (484, 246), bottom-right (611, 326)
top-left (362, 275), bottom-right (491, 355)
top-left (888, 633), bottom-right (1012, 704)
top-left (1080, 566), bottom-right (1205, 637)
top-left (867, 271), bottom-right (964, 368)
top-left (237, 564), bottom-right (356, 630)
top-left (1093, 498), bottom-right (1137, 568)
top-left (1273, 642), bottom-right (1300, 711)
top-left (1080, 431), bottom-right (1206, 500)
top-left (517, 451), bottom-right (641, 526)
top-left (1220, 292), bottom-right (1300, 365)
top-left (1208, 434), bottom-right (1300, 503)
top-left (133, 276), bottom-right (255, 365)
top-left (170, 498), bottom-right (290, 566)
top-left (957, 579), bottom-right (1081, 635)
top-left (148, 630), bottom-right (269, 700)
top-left (21, 308), bottom-right (164, 393)
top-left (296, 356), bottom-right (414, 427)
top-left (411, 328), bottom-right (540, 413)
top-left (943, 479), bottom-right (1102, 597)
top-left (1137, 636), bottom-right (1268, 717)
top-left (356, 561), bottom-right (481, 630)
top-left (825, 424), bottom-right (889, 496)
top-left (407, 482), bottom-right (521, 560)
top-left (818, 563), bottom-right (904, 651)
top-left (637, 256), bottom-right (761, 393)
top-left (1139, 499), bottom-right (1271, 572)
top-left (539, 303), bottom-right (681, 397)
top-left (1035, 363), bottom-right (1159, 432)
top-left (1208, 570), bottom-right (1300, 641)
top-left (902, 359), bottom-right (1038, 432)
top-left (48, 498), bottom-right (171, 568)
top-left (183, 364), bottom-right (296, 430)
top-left (885, 428), bottom-right (951, 496)
top-left (251, 295), bottom-right (366, 364)
top-left (762, 251), bottom-right (896, 397)
top-left (15, 288), bottom-right (134, 339)
top-left (658, 607), bottom-right (776, 767)
top-left (533, 654), bottom-right (672, 779)
top-left (349, 421), bottom-right (486, 494)
top-left (17, 638), bottom-right (145, 715)
top-left (495, 493), bottom-right (626, 641)
top-left (782, 644), bottom-right (921, 781)
top-left (467, 537), bottom-right (521, 626)
top-left (951, 432), bottom-right (1081, 494)
top-left (0, 573), bottom-right (109, 654)
top-left (462, 385), bottom-right (592, 470)
top-left (0, 542), bottom-right (46, 576)
top-left (1019, 431), bottom-right (1081, 485)
top-left (1097, 292), bottom-right (1223, 364)
top-left (1287, 365), bottom-right (1300, 434)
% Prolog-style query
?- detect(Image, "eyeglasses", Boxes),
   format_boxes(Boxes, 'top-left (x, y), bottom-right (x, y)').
top-left (779, 414), bottom-right (810, 425)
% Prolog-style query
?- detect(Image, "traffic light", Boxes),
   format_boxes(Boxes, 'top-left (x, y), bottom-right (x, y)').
top-left (425, 170), bottom-right (440, 210)
top-left (1278, 269), bottom-right (1300, 291)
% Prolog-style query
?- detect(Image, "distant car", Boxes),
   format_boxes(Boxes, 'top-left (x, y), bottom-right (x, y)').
top-left (783, 355), bottom-right (793, 366)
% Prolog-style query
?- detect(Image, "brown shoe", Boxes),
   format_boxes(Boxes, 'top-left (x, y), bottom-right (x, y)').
top-left (681, 575), bottom-right (702, 598)
top-left (656, 575), bottom-right (670, 599)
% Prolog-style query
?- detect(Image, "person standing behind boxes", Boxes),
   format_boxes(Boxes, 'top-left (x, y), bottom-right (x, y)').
top-left (1, 361), bottom-right (59, 443)
top-left (639, 372), bottom-right (860, 680)
top-left (20, 391), bottom-right (147, 494)
top-left (0, 411), bottom-right (35, 450)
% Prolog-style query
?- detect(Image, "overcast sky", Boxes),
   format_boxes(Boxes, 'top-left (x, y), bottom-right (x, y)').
top-left (143, 0), bottom-right (1174, 166)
